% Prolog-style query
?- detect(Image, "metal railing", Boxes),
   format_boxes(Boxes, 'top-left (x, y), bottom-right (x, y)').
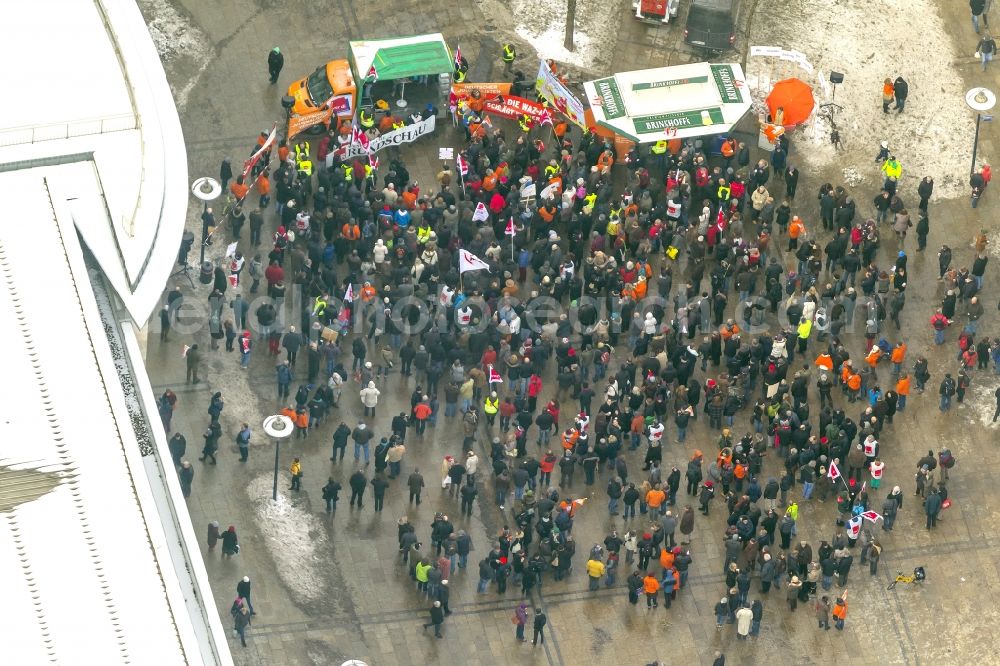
top-left (0, 113), bottom-right (138, 147)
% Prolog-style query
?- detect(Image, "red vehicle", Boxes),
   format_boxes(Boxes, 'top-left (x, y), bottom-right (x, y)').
top-left (633, 0), bottom-right (680, 24)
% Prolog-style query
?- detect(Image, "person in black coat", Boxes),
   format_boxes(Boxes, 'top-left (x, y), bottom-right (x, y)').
top-left (349, 470), bottom-right (367, 507)
top-left (236, 576), bottom-right (255, 615)
top-left (423, 600), bottom-right (445, 637)
top-left (267, 47), bottom-right (284, 84)
top-left (892, 76), bottom-right (908, 113)
top-left (322, 477), bottom-right (341, 512)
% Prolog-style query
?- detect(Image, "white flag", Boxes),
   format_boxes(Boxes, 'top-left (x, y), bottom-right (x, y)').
top-left (472, 202), bottom-right (489, 222)
top-left (459, 249), bottom-right (490, 274)
top-left (343, 283), bottom-right (354, 303)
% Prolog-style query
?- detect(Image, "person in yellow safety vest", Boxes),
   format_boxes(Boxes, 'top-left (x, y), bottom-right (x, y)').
top-left (416, 223), bottom-right (432, 244)
top-left (650, 139), bottom-right (668, 169)
top-left (364, 163), bottom-right (374, 179)
top-left (544, 160), bottom-right (560, 179)
top-left (716, 179), bottom-right (730, 202)
top-left (313, 293), bottom-right (328, 319)
top-left (483, 391), bottom-right (499, 426)
top-left (294, 141), bottom-right (310, 164)
top-left (297, 158), bottom-right (313, 177)
top-left (609, 204), bottom-right (622, 221)
top-left (519, 114), bottom-right (534, 133)
top-left (392, 118), bottom-right (405, 130)
top-left (341, 163), bottom-right (353, 182)
top-left (501, 43), bottom-right (517, 75)
top-left (583, 191), bottom-right (597, 212)
top-left (360, 108), bottom-right (375, 129)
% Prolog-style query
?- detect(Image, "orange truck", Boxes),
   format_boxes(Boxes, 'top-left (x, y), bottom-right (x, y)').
top-left (286, 59), bottom-right (357, 138)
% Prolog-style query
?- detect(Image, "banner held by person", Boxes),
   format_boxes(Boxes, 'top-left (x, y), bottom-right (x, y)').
top-left (328, 115), bottom-right (436, 164)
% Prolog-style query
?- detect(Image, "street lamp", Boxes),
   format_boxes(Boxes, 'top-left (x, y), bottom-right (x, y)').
top-left (965, 87), bottom-right (996, 176)
top-left (191, 176), bottom-right (222, 278)
top-left (263, 414), bottom-right (294, 501)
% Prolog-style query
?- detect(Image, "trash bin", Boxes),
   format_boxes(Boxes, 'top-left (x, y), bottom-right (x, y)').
top-left (199, 261), bottom-right (213, 284)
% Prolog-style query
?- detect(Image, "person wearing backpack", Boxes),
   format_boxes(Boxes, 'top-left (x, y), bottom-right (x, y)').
top-left (939, 373), bottom-right (956, 411)
top-left (938, 449), bottom-right (956, 481)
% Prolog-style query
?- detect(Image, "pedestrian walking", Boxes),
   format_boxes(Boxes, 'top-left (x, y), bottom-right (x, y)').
top-left (532, 607), bottom-right (546, 645)
top-left (236, 576), bottom-right (255, 616)
top-left (221, 525), bottom-right (239, 558)
top-left (322, 477), bottom-right (341, 512)
top-left (268, 47), bottom-right (284, 83)
top-left (513, 602), bottom-right (528, 641)
top-left (422, 600), bottom-right (445, 638)
top-left (832, 591), bottom-right (848, 630)
top-left (236, 423), bottom-right (251, 462)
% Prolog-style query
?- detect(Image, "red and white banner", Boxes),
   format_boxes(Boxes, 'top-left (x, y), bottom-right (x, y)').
top-left (505, 217), bottom-right (517, 236)
top-left (483, 95), bottom-right (549, 120)
top-left (242, 123), bottom-right (277, 180)
top-left (859, 510), bottom-right (882, 523)
top-left (459, 249), bottom-right (490, 273)
top-left (488, 364), bottom-right (503, 384)
top-left (457, 153), bottom-right (469, 175)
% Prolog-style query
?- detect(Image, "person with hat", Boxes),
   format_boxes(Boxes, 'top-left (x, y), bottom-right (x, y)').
top-left (236, 576), bottom-right (255, 615)
top-left (267, 47), bottom-right (283, 84)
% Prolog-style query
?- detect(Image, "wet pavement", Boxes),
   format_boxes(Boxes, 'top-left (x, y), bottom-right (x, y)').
top-left (141, 0), bottom-right (1000, 664)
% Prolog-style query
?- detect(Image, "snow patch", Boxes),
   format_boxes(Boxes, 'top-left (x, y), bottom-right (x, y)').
top-left (748, 0), bottom-right (980, 199)
top-left (247, 474), bottom-right (330, 603)
top-left (966, 379), bottom-right (1000, 429)
top-left (136, 0), bottom-right (213, 110)
top-left (504, 0), bottom-right (615, 73)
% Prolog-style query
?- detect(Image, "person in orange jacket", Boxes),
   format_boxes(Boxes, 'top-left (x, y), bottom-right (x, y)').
top-left (643, 572), bottom-right (661, 607)
top-left (890, 342), bottom-right (907, 376)
top-left (788, 216), bottom-right (805, 250)
top-left (895, 373), bottom-right (911, 411)
top-left (832, 591), bottom-right (848, 630)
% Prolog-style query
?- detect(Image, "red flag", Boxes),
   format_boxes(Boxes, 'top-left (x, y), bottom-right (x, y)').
top-left (538, 107), bottom-right (553, 126)
top-left (365, 63), bottom-right (378, 82)
top-left (456, 153), bottom-right (469, 176)
top-left (488, 364), bottom-right (503, 384)
top-left (827, 460), bottom-right (841, 481)
top-left (454, 44), bottom-right (463, 70)
top-left (860, 510), bottom-right (882, 523)
top-left (505, 217), bottom-right (517, 236)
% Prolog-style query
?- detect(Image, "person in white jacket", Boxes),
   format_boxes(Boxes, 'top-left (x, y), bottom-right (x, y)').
top-left (360, 381), bottom-right (380, 417)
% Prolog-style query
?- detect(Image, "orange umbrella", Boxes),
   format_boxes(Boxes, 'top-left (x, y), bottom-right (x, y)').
top-left (765, 78), bottom-right (815, 127)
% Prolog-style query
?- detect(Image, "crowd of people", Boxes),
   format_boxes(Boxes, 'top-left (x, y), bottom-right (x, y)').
top-left (155, 49), bottom-right (985, 656)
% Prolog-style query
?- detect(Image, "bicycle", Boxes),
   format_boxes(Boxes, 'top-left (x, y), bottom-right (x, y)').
top-left (887, 566), bottom-right (926, 590)
top-left (817, 102), bottom-right (844, 150)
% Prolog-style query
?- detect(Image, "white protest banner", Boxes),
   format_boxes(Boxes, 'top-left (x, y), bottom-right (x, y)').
top-left (328, 115), bottom-right (437, 165)
top-left (536, 60), bottom-right (587, 128)
top-left (439, 147), bottom-right (454, 160)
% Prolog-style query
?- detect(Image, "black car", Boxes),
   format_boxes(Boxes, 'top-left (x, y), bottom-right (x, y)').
top-left (684, 0), bottom-right (740, 52)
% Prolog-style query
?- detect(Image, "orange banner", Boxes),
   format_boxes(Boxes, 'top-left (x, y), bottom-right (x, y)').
top-left (451, 82), bottom-right (513, 99)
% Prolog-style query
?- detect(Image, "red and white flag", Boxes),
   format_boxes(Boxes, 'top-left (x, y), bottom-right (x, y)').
top-left (456, 153), bottom-right (469, 175)
top-left (472, 202), bottom-right (490, 222)
top-left (366, 63), bottom-right (378, 82)
top-left (860, 510), bottom-right (883, 523)
top-left (827, 460), bottom-right (841, 481)
top-left (459, 249), bottom-right (490, 273)
top-left (343, 283), bottom-right (354, 303)
top-left (505, 217), bottom-right (517, 236)
top-left (488, 364), bottom-right (503, 384)
top-left (454, 44), bottom-right (463, 70)
top-left (368, 152), bottom-right (379, 170)
top-left (538, 107), bottom-right (553, 126)
top-left (351, 125), bottom-right (370, 152)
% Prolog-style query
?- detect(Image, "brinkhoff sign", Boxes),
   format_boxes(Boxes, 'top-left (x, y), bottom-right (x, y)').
top-left (711, 64), bottom-right (743, 104)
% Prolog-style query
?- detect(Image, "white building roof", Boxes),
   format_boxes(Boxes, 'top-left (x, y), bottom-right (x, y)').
top-left (0, 0), bottom-right (189, 323)
top-left (0, 1), bottom-right (230, 664)
top-left (0, 170), bottom-right (189, 663)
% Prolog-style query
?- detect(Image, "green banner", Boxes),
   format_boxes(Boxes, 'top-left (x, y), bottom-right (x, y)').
top-left (632, 108), bottom-right (725, 134)
top-left (593, 77), bottom-right (626, 120)
top-left (632, 76), bottom-right (709, 91)
top-left (711, 64), bottom-right (743, 103)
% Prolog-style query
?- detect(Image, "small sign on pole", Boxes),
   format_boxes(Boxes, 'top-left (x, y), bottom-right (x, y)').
top-left (439, 147), bottom-right (454, 160)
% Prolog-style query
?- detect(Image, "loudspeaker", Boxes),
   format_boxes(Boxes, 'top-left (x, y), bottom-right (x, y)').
top-left (829, 71), bottom-right (844, 85)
